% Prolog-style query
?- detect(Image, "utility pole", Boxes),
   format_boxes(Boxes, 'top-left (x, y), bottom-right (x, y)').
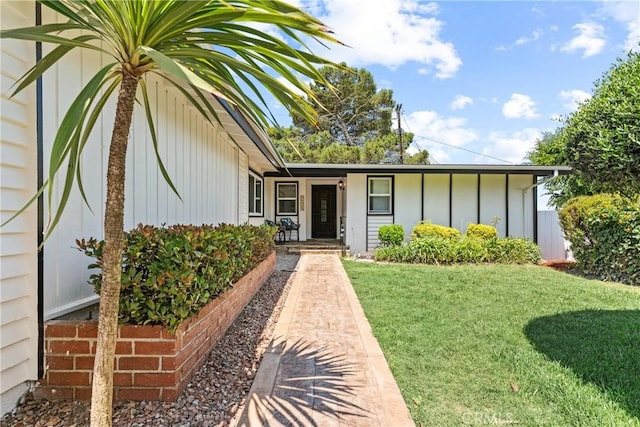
top-left (396, 103), bottom-right (404, 164)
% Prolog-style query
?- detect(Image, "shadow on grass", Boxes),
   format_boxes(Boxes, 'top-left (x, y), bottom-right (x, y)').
top-left (238, 338), bottom-right (369, 426)
top-left (525, 309), bottom-right (640, 418)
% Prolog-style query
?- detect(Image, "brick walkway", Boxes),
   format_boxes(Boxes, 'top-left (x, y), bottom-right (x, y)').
top-left (236, 254), bottom-right (414, 427)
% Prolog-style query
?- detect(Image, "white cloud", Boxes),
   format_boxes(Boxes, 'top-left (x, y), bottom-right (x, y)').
top-left (476, 128), bottom-right (542, 164)
top-left (296, 0), bottom-right (462, 78)
top-left (531, 6), bottom-right (545, 17)
top-left (599, 1), bottom-right (640, 52)
top-left (404, 110), bottom-right (479, 162)
top-left (516, 28), bottom-right (544, 46)
top-left (558, 89), bottom-right (591, 111)
top-left (450, 95), bottom-right (473, 110)
top-left (502, 93), bottom-right (540, 119)
top-left (561, 22), bottom-right (606, 57)
top-left (496, 28), bottom-right (543, 51)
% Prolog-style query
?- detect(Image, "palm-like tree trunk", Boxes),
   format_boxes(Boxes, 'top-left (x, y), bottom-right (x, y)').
top-left (90, 70), bottom-right (138, 427)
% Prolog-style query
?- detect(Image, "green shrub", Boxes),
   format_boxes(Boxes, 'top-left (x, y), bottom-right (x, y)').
top-left (412, 222), bottom-right (461, 240)
top-left (376, 236), bottom-right (451, 264)
top-left (378, 224), bottom-right (405, 247)
top-left (486, 238), bottom-right (542, 264)
top-left (375, 235), bottom-right (541, 265)
top-left (77, 223), bottom-right (276, 331)
top-left (559, 194), bottom-right (640, 285)
top-left (454, 237), bottom-right (490, 263)
top-left (466, 223), bottom-right (498, 240)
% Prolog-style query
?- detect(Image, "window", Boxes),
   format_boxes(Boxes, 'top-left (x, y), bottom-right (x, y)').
top-left (368, 177), bottom-right (392, 214)
top-left (276, 182), bottom-right (297, 215)
top-left (248, 172), bottom-right (263, 216)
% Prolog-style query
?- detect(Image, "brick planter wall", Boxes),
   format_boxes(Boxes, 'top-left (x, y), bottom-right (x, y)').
top-left (36, 251), bottom-right (275, 401)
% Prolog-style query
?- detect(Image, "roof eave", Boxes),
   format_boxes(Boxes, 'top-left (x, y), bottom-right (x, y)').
top-left (214, 96), bottom-right (286, 172)
top-left (264, 163), bottom-right (572, 177)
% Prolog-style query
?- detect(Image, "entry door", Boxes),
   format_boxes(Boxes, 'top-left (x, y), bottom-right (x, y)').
top-left (312, 185), bottom-right (337, 238)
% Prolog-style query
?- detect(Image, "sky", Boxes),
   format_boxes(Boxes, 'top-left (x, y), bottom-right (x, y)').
top-left (269, 0), bottom-right (640, 165)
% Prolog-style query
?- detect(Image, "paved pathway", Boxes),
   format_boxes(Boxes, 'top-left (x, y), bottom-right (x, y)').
top-left (237, 254), bottom-right (414, 427)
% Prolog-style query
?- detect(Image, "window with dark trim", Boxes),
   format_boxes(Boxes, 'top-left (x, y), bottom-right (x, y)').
top-left (248, 172), bottom-right (263, 216)
top-left (276, 182), bottom-right (298, 215)
top-left (368, 176), bottom-right (392, 214)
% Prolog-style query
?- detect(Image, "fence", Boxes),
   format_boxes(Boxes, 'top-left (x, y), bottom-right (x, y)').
top-left (537, 210), bottom-right (572, 261)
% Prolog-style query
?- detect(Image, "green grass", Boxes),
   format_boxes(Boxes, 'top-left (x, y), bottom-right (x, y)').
top-left (342, 261), bottom-right (640, 426)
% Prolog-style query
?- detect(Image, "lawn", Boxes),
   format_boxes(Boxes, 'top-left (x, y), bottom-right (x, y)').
top-left (342, 261), bottom-right (640, 426)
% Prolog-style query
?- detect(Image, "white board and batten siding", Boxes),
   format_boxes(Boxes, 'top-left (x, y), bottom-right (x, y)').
top-left (479, 175), bottom-right (506, 237)
top-left (394, 174), bottom-right (422, 242)
top-left (423, 174), bottom-right (449, 227)
top-left (345, 174), bottom-right (367, 255)
top-left (238, 151), bottom-right (249, 224)
top-left (451, 174), bottom-right (478, 233)
top-left (0, 1), bottom-right (39, 416)
top-left (40, 7), bottom-right (243, 320)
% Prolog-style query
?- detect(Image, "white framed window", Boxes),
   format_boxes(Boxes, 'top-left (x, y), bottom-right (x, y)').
top-left (368, 176), bottom-right (392, 214)
top-left (248, 172), bottom-right (263, 216)
top-left (276, 182), bottom-right (298, 215)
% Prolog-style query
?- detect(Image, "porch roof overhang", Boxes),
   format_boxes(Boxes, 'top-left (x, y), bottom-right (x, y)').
top-left (264, 163), bottom-right (572, 177)
top-left (213, 97), bottom-right (285, 173)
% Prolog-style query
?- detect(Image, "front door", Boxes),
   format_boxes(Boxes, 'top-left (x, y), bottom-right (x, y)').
top-left (311, 185), bottom-right (337, 238)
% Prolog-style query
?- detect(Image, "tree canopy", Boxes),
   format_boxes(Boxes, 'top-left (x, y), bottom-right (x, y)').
top-left (276, 63), bottom-right (429, 164)
top-left (527, 49), bottom-right (640, 207)
top-left (292, 62), bottom-right (394, 145)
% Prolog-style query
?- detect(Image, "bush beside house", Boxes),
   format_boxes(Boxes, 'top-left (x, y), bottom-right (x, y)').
top-left (376, 222), bottom-right (541, 265)
top-left (559, 194), bottom-right (640, 285)
top-left (77, 223), bottom-right (275, 331)
top-left (411, 222), bottom-right (461, 240)
top-left (378, 224), bottom-right (405, 247)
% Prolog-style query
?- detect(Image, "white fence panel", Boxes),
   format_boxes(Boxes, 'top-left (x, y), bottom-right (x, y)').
top-left (537, 211), bottom-right (570, 261)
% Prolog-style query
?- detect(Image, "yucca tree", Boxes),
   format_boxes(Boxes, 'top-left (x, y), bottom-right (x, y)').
top-left (1, 1), bottom-right (341, 425)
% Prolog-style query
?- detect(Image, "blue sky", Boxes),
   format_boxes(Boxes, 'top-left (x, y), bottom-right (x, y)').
top-left (271, 0), bottom-right (639, 164)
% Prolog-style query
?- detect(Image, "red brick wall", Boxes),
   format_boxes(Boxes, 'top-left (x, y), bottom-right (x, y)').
top-left (37, 251), bottom-right (275, 401)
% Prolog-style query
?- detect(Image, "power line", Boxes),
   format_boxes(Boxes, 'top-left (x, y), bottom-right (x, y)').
top-left (399, 111), bottom-right (440, 164)
top-left (400, 112), bottom-right (515, 165)
top-left (414, 134), bottom-right (516, 164)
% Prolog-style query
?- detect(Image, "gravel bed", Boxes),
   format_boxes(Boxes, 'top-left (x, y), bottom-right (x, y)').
top-left (1, 253), bottom-right (300, 427)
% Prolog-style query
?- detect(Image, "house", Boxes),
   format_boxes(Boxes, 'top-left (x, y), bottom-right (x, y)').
top-left (251, 163), bottom-right (570, 254)
top-left (0, 1), bottom-right (570, 416)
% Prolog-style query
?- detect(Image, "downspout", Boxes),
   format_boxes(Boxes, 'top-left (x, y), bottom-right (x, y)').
top-left (36, 1), bottom-right (45, 380)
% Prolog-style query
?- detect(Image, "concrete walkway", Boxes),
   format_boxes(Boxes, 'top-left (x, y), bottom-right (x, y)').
top-left (236, 254), bottom-right (414, 427)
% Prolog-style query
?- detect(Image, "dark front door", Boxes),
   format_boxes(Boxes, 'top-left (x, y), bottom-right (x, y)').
top-left (312, 185), bottom-right (337, 238)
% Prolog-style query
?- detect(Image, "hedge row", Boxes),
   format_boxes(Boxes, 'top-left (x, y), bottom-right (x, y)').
top-left (77, 223), bottom-right (276, 331)
top-left (375, 235), bottom-right (541, 265)
top-left (559, 194), bottom-right (640, 285)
